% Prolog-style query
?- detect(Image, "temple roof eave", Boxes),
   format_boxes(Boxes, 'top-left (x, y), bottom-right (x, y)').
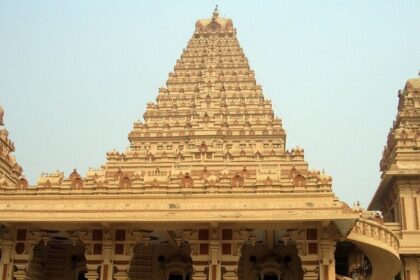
top-left (0, 192), bottom-right (357, 223)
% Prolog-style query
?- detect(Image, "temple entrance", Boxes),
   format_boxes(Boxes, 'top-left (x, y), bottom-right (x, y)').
top-left (169, 274), bottom-right (184, 280)
top-left (335, 241), bottom-right (372, 280)
top-left (239, 242), bottom-right (304, 280)
top-left (27, 234), bottom-right (86, 280)
top-left (263, 274), bottom-right (278, 280)
top-left (129, 242), bottom-right (192, 280)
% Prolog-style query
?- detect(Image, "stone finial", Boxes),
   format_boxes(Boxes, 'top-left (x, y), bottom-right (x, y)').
top-left (352, 201), bottom-right (363, 213)
top-left (212, 5), bottom-right (219, 20)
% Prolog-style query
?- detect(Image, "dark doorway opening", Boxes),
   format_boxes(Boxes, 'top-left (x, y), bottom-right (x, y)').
top-left (263, 274), bottom-right (278, 280)
top-left (169, 274), bottom-right (183, 280)
top-left (335, 241), bottom-right (372, 278)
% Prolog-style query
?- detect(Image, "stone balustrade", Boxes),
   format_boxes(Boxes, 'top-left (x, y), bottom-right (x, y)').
top-left (347, 219), bottom-right (401, 280)
top-left (352, 219), bottom-right (399, 253)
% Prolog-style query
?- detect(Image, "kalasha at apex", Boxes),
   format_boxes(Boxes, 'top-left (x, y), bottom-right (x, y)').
top-left (0, 7), bottom-right (419, 280)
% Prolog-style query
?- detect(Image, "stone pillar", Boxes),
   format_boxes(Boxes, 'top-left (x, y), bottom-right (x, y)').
top-left (0, 240), bottom-right (13, 280)
top-left (319, 240), bottom-right (336, 280)
top-left (114, 265), bottom-right (128, 280)
top-left (222, 260), bottom-right (239, 280)
top-left (83, 229), bottom-right (115, 280)
top-left (11, 228), bottom-right (37, 280)
top-left (191, 261), bottom-right (208, 280)
top-left (101, 240), bottom-right (114, 280)
top-left (184, 230), bottom-right (208, 280)
top-left (209, 240), bottom-right (221, 280)
top-left (85, 263), bottom-right (100, 280)
top-left (113, 264), bottom-right (129, 280)
top-left (12, 263), bottom-right (29, 280)
top-left (188, 242), bottom-right (208, 280)
top-left (221, 242), bottom-right (243, 280)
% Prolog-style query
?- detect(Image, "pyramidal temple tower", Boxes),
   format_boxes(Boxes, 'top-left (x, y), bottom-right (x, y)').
top-left (81, 7), bottom-right (331, 195)
top-left (369, 78), bottom-right (420, 280)
top-left (0, 8), bottom-right (403, 280)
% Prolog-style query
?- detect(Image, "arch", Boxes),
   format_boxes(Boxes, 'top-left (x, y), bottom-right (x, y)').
top-left (199, 142), bottom-right (208, 153)
top-left (27, 236), bottom-right (87, 280)
top-left (16, 177), bottom-right (28, 190)
top-left (71, 177), bottom-right (84, 189)
top-left (166, 256), bottom-right (193, 280)
top-left (231, 174), bottom-right (244, 187)
top-left (240, 242), bottom-right (304, 280)
top-left (335, 241), bottom-right (372, 279)
top-left (119, 176), bottom-right (132, 189)
top-left (129, 243), bottom-right (192, 280)
top-left (181, 174), bottom-right (193, 188)
top-left (293, 174), bottom-right (306, 188)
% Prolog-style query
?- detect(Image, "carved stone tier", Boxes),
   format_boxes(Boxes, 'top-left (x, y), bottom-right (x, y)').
top-left (0, 105), bottom-right (24, 188)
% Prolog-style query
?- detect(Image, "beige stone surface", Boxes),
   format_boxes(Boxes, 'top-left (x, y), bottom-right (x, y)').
top-left (0, 7), bottom-right (415, 280)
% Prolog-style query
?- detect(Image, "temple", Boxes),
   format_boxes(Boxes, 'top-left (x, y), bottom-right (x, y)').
top-left (0, 8), bottom-right (418, 280)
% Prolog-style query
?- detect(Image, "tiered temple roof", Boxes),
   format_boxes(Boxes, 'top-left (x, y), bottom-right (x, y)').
top-left (380, 78), bottom-right (420, 173)
top-left (0, 106), bottom-right (24, 189)
top-left (370, 77), bottom-right (420, 210)
top-left (0, 9), bottom-right (335, 197)
top-left (0, 9), bottom-right (406, 280)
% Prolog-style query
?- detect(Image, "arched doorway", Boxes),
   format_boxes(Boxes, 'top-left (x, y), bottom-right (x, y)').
top-left (27, 233), bottom-right (86, 280)
top-left (239, 242), bottom-right (304, 280)
top-left (129, 242), bottom-right (192, 280)
top-left (335, 241), bottom-right (372, 279)
top-left (168, 274), bottom-right (184, 280)
top-left (263, 274), bottom-right (278, 280)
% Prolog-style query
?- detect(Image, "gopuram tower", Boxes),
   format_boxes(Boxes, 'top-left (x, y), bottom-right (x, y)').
top-left (0, 8), bottom-right (402, 280)
top-left (370, 78), bottom-right (420, 280)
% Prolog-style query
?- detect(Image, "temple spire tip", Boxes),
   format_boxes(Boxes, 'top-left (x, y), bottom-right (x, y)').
top-left (212, 5), bottom-right (219, 19)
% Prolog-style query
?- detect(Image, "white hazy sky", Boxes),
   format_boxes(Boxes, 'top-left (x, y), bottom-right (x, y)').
top-left (1, 0), bottom-right (419, 207)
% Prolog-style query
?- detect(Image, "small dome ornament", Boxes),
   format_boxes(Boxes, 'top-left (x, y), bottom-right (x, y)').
top-left (212, 5), bottom-right (219, 20)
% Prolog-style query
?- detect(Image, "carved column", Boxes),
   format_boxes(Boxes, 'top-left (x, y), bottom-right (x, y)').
top-left (85, 263), bottom-right (100, 280)
top-left (189, 242), bottom-right (208, 280)
top-left (221, 242), bottom-right (243, 280)
top-left (222, 260), bottom-right (239, 280)
top-left (101, 240), bottom-right (114, 280)
top-left (209, 240), bottom-right (221, 280)
top-left (112, 229), bottom-right (131, 280)
top-left (319, 240), bottom-right (336, 280)
top-left (11, 228), bottom-right (38, 280)
top-left (184, 230), bottom-right (208, 280)
top-left (82, 229), bottom-right (116, 280)
top-left (13, 264), bottom-right (29, 280)
top-left (82, 229), bottom-right (102, 280)
top-left (0, 240), bottom-right (13, 280)
top-left (113, 264), bottom-right (129, 280)
top-left (191, 261), bottom-right (208, 280)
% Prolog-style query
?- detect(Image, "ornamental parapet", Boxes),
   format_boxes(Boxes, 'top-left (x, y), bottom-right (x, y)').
top-left (351, 218), bottom-right (399, 254)
top-left (347, 218), bottom-right (401, 279)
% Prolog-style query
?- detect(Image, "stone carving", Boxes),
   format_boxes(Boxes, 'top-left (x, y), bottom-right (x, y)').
top-left (231, 174), bottom-right (244, 187)
top-left (70, 169), bottom-right (83, 189)
top-left (119, 176), bottom-right (132, 189)
top-left (16, 177), bottom-right (29, 190)
top-left (351, 219), bottom-right (399, 252)
top-left (0, 105), bottom-right (4, 126)
top-left (37, 171), bottom-right (63, 188)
